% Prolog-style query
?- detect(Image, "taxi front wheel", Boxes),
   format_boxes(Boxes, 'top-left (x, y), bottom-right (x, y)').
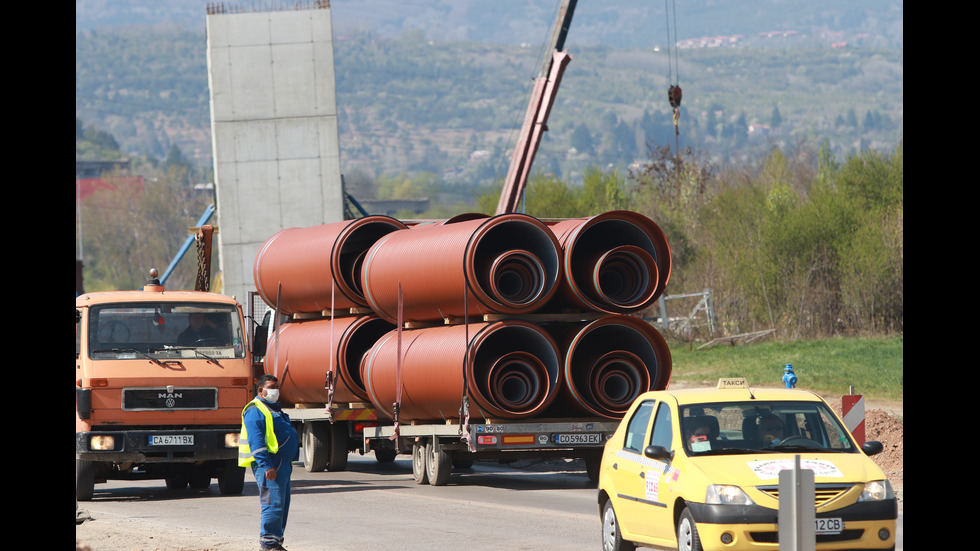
top-left (601, 501), bottom-right (635, 551)
top-left (677, 508), bottom-right (703, 551)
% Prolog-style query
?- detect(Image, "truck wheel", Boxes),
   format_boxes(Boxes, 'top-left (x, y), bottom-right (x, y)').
top-left (189, 467), bottom-right (212, 489)
top-left (76, 459), bottom-right (95, 502)
top-left (326, 422), bottom-right (349, 472)
top-left (425, 441), bottom-right (452, 486)
top-left (218, 460), bottom-right (245, 495)
top-left (412, 442), bottom-right (428, 485)
top-left (165, 476), bottom-right (189, 490)
top-left (302, 422), bottom-right (329, 472)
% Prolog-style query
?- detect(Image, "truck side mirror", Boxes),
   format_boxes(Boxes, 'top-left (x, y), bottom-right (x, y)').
top-left (252, 324), bottom-right (268, 357)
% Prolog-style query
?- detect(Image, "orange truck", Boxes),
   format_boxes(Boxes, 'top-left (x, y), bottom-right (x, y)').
top-left (75, 270), bottom-right (261, 500)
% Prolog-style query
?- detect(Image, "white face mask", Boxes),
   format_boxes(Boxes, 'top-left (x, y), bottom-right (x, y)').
top-left (263, 388), bottom-right (280, 403)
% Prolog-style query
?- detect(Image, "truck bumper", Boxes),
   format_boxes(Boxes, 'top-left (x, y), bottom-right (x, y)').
top-left (76, 428), bottom-right (239, 463)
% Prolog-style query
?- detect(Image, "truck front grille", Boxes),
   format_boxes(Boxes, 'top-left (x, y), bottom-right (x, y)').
top-left (122, 387), bottom-right (218, 411)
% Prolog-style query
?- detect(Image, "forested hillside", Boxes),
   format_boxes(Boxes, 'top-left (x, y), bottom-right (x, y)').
top-left (76, 25), bottom-right (902, 187)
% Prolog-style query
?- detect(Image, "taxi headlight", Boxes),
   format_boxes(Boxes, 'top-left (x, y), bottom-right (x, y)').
top-left (858, 480), bottom-right (894, 502)
top-left (706, 484), bottom-right (754, 505)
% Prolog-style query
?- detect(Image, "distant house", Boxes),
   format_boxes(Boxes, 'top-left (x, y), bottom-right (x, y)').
top-left (75, 159), bottom-right (142, 201)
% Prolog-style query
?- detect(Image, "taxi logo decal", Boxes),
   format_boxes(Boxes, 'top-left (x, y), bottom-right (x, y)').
top-left (747, 459), bottom-right (844, 480)
top-left (645, 471), bottom-right (660, 502)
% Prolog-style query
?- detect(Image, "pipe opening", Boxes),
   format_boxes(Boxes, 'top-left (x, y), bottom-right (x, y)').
top-left (489, 251), bottom-right (545, 307)
top-left (472, 218), bottom-right (560, 312)
top-left (487, 352), bottom-right (547, 410)
top-left (471, 322), bottom-right (560, 418)
top-left (590, 352), bottom-right (647, 410)
top-left (343, 317), bottom-right (396, 394)
top-left (337, 221), bottom-right (407, 299)
top-left (594, 246), bottom-right (657, 308)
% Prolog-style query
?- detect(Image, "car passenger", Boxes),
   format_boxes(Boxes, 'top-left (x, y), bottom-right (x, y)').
top-left (758, 414), bottom-right (785, 446)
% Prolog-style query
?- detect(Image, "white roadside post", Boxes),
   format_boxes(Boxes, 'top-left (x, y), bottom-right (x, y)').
top-left (778, 455), bottom-right (816, 551)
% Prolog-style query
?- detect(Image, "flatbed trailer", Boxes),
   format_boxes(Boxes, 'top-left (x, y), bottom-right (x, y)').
top-left (362, 415), bottom-right (620, 486)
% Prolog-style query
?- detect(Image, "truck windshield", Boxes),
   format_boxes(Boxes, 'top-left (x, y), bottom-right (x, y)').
top-left (87, 302), bottom-right (245, 360)
top-left (680, 400), bottom-right (857, 456)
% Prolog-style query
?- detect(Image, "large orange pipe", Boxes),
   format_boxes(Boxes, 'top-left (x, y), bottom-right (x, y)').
top-left (253, 216), bottom-right (408, 315)
top-left (266, 315), bottom-right (396, 405)
top-left (545, 315), bottom-right (672, 419)
top-left (361, 320), bottom-right (562, 421)
top-left (360, 213), bottom-right (562, 324)
top-left (548, 210), bottom-right (671, 314)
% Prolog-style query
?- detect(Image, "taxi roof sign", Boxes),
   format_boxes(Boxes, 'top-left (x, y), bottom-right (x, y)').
top-left (717, 377), bottom-right (749, 389)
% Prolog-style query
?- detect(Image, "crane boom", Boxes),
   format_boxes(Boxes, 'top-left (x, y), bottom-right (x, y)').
top-left (495, 0), bottom-right (578, 215)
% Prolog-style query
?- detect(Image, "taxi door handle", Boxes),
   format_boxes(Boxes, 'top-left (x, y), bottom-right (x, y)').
top-left (639, 471), bottom-right (645, 478)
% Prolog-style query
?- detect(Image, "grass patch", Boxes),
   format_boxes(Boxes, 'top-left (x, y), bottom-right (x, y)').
top-left (666, 335), bottom-right (903, 404)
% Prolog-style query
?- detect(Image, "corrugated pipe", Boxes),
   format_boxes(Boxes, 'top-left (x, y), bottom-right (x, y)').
top-left (361, 320), bottom-right (562, 421)
top-left (253, 216), bottom-right (408, 315)
top-left (266, 315), bottom-right (396, 405)
top-left (360, 213), bottom-right (562, 324)
top-left (547, 210), bottom-right (672, 314)
top-left (544, 315), bottom-right (672, 419)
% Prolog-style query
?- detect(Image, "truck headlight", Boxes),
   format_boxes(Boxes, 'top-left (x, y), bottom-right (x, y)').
top-left (89, 435), bottom-right (115, 450)
top-left (859, 480), bottom-right (894, 502)
top-left (224, 433), bottom-right (240, 448)
top-left (706, 484), bottom-right (754, 505)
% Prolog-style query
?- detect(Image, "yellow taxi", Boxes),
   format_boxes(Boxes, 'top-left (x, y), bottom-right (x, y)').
top-left (597, 378), bottom-right (897, 550)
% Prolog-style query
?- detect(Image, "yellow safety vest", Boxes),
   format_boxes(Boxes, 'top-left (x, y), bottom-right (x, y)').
top-left (238, 398), bottom-right (280, 468)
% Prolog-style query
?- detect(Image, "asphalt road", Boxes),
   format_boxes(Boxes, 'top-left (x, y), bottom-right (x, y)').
top-left (76, 453), bottom-right (902, 551)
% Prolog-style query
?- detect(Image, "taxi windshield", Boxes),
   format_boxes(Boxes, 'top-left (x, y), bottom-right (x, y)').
top-left (680, 400), bottom-right (857, 456)
top-left (87, 302), bottom-right (245, 360)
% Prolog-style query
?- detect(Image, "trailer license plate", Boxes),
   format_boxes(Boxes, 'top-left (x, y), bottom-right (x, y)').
top-left (815, 518), bottom-right (843, 535)
top-left (555, 433), bottom-right (602, 445)
top-left (149, 435), bottom-right (194, 446)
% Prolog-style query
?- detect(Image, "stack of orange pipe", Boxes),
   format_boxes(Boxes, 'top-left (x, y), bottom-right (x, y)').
top-left (255, 210), bottom-right (673, 421)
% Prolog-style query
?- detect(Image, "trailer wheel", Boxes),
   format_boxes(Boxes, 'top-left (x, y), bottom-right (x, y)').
top-left (375, 447), bottom-right (397, 463)
top-left (76, 459), bottom-right (95, 502)
top-left (302, 422), bottom-right (329, 472)
top-left (326, 422), bottom-right (349, 472)
top-left (412, 442), bottom-right (428, 485)
top-left (586, 455), bottom-right (601, 484)
top-left (218, 459), bottom-right (245, 495)
top-left (425, 441), bottom-right (452, 486)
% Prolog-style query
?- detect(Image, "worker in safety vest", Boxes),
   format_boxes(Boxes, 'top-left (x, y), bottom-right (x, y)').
top-left (239, 375), bottom-right (299, 551)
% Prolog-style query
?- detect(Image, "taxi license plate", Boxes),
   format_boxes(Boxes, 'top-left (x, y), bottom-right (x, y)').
top-left (555, 433), bottom-right (602, 445)
top-left (815, 518), bottom-right (843, 535)
top-left (149, 435), bottom-right (194, 446)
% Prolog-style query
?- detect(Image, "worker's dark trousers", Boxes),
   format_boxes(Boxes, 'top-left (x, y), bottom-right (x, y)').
top-left (252, 462), bottom-right (291, 549)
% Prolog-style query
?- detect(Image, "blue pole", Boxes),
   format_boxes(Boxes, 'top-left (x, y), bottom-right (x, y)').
top-left (160, 204), bottom-right (215, 285)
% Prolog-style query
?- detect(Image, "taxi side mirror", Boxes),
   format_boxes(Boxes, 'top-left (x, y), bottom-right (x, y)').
top-left (644, 445), bottom-right (672, 461)
top-left (861, 440), bottom-right (883, 456)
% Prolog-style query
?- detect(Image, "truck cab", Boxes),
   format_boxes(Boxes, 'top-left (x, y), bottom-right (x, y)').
top-left (76, 272), bottom-right (256, 500)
